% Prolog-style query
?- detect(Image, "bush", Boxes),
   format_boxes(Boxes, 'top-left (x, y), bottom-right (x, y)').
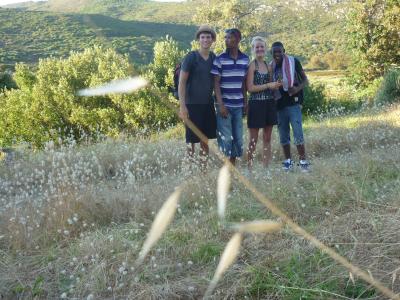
top-left (307, 55), bottom-right (328, 70)
top-left (303, 83), bottom-right (327, 115)
top-left (0, 46), bottom-right (178, 148)
top-left (0, 72), bottom-right (17, 90)
top-left (323, 51), bottom-right (350, 70)
top-left (375, 68), bottom-right (400, 105)
top-left (146, 36), bottom-right (184, 90)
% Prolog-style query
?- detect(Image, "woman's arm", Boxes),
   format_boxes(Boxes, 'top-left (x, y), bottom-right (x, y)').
top-left (247, 62), bottom-right (281, 92)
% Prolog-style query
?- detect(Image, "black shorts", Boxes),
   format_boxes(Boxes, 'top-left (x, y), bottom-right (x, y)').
top-left (185, 104), bottom-right (217, 143)
top-left (247, 100), bottom-right (277, 128)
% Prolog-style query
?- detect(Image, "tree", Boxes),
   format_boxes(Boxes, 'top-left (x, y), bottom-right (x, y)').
top-left (146, 36), bottom-right (184, 89)
top-left (347, 0), bottom-right (400, 85)
top-left (193, 0), bottom-right (264, 53)
top-left (0, 46), bottom-right (177, 147)
top-left (13, 64), bottom-right (36, 91)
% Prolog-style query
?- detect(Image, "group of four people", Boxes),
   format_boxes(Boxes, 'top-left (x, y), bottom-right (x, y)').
top-left (178, 25), bottom-right (310, 172)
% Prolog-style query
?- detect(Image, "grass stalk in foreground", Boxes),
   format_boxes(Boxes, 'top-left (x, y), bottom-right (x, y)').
top-left (161, 87), bottom-right (399, 299)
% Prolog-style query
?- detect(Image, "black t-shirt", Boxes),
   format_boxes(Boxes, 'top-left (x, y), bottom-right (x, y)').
top-left (181, 51), bottom-right (215, 105)
top-left (274, 58), bottom-right (307, 110)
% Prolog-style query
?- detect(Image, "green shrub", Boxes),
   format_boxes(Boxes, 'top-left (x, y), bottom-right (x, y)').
top-left (303, 83), bottom-right (327, 116)
top-left (307, 55), bottom-right (328, 70)
top-left (0, 72), bottom-right (17, 90)
top-left (352, 78), bottom-right (382, 105)
top-left (323, 51), bottom-right (350, 70)
top-left (375, 68), bottom-right (400, 105)
top-left (0, 46), bottom-right (178, 148)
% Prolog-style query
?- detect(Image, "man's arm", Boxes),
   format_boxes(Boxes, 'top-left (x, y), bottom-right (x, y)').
top-left (211, 56), bottom-right (228, 118)
top-left (289, 58), bottom-right (309, 96)
top-left (178, 70), bottom-right (189, 120)
top-left (214, 75), bottom-right (228, 118)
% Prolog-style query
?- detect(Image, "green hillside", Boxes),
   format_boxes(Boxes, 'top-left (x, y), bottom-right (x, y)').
top-left (0, 8), bottom-right (195, 68)
top-left (1, 0), bottom-right (349, 69)
top-left (8, 0), bottom-right (196, 24)
top-left (260, 4), bottom-right (347, 62)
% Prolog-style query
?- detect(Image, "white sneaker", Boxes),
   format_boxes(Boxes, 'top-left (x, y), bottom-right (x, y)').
top-left (299, 160), bottom-right (310, 173)
top-left (282, 159), bottom-right (294, 171)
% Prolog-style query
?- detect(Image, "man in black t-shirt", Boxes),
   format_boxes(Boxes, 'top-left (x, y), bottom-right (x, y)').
top-left (271, 41), bottom-right (310, 172)
top-left (178, 25), bottom-right (217, 170)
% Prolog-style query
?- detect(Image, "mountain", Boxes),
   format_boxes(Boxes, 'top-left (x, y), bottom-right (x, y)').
top-left (6, 0), bottom-right (196, 24)
top-left (259, 2), bottom-right (348, 62)
top-left (1, 0), bottom-right (350, 69)
top-left (0, 8), bottom-right (195, 68)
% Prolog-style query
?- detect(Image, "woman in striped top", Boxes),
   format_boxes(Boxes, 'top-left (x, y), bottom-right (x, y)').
top-left (246, 37), bottom-right (282, 170)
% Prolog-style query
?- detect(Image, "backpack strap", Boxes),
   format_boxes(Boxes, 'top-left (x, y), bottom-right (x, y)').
top-left (187, 51), bottom-right (199, 75)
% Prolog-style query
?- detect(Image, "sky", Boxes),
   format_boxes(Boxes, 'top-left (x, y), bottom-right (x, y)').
top-left (0, 0), bottom-right (185, 5)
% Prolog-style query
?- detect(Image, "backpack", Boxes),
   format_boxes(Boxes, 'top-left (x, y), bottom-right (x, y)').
top-left (172, 51), bottom-right (215, 99)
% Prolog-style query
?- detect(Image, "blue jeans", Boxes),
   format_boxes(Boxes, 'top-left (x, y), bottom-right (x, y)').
top-left (216, 105), bottom-right (243, 158)
top-left (277, 104), bottom-right (304, 145)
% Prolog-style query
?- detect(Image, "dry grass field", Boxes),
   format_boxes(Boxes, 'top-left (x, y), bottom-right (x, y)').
top-left (1, 104), bottom-right (400, 299)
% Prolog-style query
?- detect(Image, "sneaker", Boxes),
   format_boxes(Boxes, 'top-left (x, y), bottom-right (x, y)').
top-left (282, 159), bottom-right (294, 171)
top-left (299, 160), bottom-right (310, 173)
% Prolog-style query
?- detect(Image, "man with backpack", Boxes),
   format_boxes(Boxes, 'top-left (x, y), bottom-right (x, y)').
top-left (270, 41), bottom-right (310, 172)
top-left (178, 25), bottom-right (217, 170)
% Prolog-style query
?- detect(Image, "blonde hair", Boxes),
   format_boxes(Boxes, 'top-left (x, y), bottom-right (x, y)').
top-left (251, 36), bottom-right (266, 53)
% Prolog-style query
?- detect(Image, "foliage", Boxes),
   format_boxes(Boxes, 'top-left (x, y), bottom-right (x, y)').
top-left (2, 0), bottom-right (351, 66)
top-left (0, 8), bottom-right (195, 67)
top-left (353, 78), bottom-right (382, 104)
top-left (323, 51), bottom-right (350, 70)
top-left (0, 46), bottom-right (177, 147)
top-left (15, 0), bottom-right (197, 24)
top-left (193, 0), bottom-right (263, 53)
top-left (307, 55), bottom-right (329, 70)
top-left (261, 2), bottom-right (349, 63)
top-left (13, 64), bottom-right (36, 90)
top-left (0, 71), bottom-right (17, 90)
top-left (375, 68), bottom-right (400, 105)
top-left (346, 0), bottom-right (400, 85)
top-left (308, 51), bottom-right (350, 70)
top-left (192, 0), bottom-right (349, 63)
top-left (146, 36), bottom-right (185, 90)
top-left (303, 83), bottom-right (327, 115)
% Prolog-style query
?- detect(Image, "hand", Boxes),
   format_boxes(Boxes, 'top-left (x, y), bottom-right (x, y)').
top-left (179, 105), bottom-right (189, 121)
top-left (268, 81), bottom-right (282, 90)
top-left (288, 86), bottom-right (299, 96)
top-left (219, 103), bottom-right (229, 118)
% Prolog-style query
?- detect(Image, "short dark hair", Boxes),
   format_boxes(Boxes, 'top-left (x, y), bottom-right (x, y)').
top-left (271, 41), bottom-right (284, 49)
top-left (225, 28), bottom-right (242, 41)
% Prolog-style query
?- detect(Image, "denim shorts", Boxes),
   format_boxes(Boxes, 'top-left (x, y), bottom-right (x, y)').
top-left (216, 105), bottom-right (244, 158)
top-left (277, 104), bottom-right (304, 145)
